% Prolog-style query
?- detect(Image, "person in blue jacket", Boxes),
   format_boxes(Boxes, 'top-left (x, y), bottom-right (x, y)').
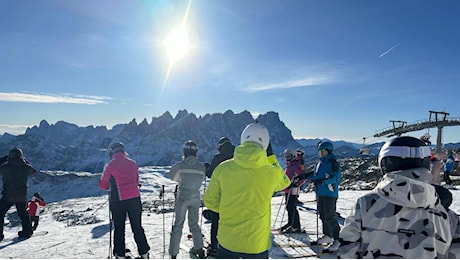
top-left (306, 141), bottom-right (341, 253)
top-left (444, 150), bottom-right (455, 186)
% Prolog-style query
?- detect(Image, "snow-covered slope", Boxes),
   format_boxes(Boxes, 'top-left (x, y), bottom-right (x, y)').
top-left (2, 165), bottom-right (460, 259)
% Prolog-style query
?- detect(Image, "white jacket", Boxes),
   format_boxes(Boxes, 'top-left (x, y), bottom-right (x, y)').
top-left (338, 167), bottom-right (460, 258)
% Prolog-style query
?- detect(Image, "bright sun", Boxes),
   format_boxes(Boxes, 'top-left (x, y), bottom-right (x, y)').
top-left (165, 25), bottom-right (190, 64)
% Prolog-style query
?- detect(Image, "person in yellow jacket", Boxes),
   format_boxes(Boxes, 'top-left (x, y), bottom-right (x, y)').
top-left (204, 122), bottom-right (291, 259)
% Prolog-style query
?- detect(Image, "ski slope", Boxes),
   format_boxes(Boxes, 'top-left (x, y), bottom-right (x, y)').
top-left (1, 166), bottom-right (460, 259)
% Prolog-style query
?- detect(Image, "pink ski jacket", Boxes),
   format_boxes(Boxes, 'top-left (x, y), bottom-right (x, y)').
top-left (98, 152), bottom-right (140, 201)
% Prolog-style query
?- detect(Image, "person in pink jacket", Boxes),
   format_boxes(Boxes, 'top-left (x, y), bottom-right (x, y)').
top-left (280, 149), bottom-right (306, 233)
top-left (98, 142), bottom-right (150, 259)
top-left (27, 192), bottom-right (46, 231)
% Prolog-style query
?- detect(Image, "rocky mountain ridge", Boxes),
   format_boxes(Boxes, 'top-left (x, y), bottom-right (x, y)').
top-left (0, 109), bottom-right (414, 172)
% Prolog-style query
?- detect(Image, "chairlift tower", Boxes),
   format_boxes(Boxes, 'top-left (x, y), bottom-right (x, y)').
top-left (374, 111), bottom-right (460, 153)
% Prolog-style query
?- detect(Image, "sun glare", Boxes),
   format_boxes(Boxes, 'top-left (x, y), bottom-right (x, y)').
top-left (165, 25), bottom-right (190, 64)
top-left (162, 0), bottom-right (193, 90)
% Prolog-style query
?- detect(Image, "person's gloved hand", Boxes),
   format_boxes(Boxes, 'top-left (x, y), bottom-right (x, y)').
top-left (289, 181), bottom-right (299, 188)
top-left (314, 179), bottom-right (323, 186)
top-left (292, 175), bottom-right (302, 183)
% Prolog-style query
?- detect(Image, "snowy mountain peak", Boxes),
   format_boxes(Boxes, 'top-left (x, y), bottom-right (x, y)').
top-left (0, 110), bottom-right (303, 172)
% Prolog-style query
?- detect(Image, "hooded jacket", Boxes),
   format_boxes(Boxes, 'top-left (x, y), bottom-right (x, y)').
top-left (338, 167), bottom-right (460, 258)
top-left (206, 142), bottom-right (235, 178)
top-left (204, 142), bottom-right (291, 254)
top-left (0, 157), bottom-right (37, 202)
top-left (98, 152), bottom-right (140, 202)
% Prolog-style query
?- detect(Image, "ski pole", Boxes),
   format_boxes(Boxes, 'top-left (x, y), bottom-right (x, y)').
top-left (200, 177), bottom-right (207, 230)
top-left (161, 185), bottom-right (165, 258)
top-left (316, 195), bottom-right (319, 242)
top-left (273, 193), bottom-right (285, 229)
top-left (108, 191), bottom-right (112, 259)
top-left (279, 174), bottom-right (295, 231)
top-left (171, 185), bottom-right (178, 230)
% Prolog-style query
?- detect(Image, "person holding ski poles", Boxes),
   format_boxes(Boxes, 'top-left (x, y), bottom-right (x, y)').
top-left (279, 149), bottom-right (305, 233)
top-left (0, 148), bottom-right (37, 241)
top-left (204, 136), bottom-right (235, 257)
top-left (169, 140), bottom-right (207, 259)
top-left (338, 136), bottom-right (460, 258)
top-left (306, 141), bottom-right (341, 253)
top-left (204, 122), bottom-right (291, 259)
top-left (98, 142), bottom-right (150, 259)
top-left (27, 192), bottom-right (46, 231)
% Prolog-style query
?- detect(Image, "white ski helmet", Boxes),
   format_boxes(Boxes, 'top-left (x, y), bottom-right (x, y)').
top-left (378, 136), bottom-right (431, 174)
top-left (240, 123), bottom-right (270, 150)
top-left (283, 149), bottom-right (295, 161)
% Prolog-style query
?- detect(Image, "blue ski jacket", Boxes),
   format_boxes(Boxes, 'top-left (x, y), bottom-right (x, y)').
top-left (445, 155), bottom-right (455, 172)
top-left (309, 153), bottom-right (341, 198)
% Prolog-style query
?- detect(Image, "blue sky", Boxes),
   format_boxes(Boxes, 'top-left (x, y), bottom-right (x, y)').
top-left (1, 0), bottom-right (459, 144)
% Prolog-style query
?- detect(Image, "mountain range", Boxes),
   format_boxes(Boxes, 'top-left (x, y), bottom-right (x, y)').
top-left (0, 109), bottom-right (453, 172)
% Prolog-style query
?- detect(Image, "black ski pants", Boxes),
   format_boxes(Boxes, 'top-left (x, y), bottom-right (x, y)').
top-left (0, 198), bottom-right (33, 236)
top-left (285, 193), bottom-right (301, 230)
top-left (209, 210), bottom-right (219, 250)
top-left (111, 197), bottom-right (150, 256)
top-left (317, 195), bottom-right (340, 240)
top-left (30, 216), bottom-right (39, 231)
top-left (444, 170), bottom-right (453, 185)
top-left (217, 245), bottom-right (268, 259)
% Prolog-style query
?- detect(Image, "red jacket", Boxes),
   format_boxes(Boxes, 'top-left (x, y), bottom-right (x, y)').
top-left (98, 152), bottom-right (140, 202)
top-left (27, 197), bottom-right (46, 216)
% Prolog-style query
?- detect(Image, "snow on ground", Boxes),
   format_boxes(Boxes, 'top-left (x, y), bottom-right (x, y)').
top-left (1, 167), bottom-right (460, 259)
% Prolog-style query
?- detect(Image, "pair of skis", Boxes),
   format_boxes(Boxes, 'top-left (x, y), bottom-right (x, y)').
top-left (272, 225), bottom-right (338, 258)
top-left (297, 205), bottom-right (345, 226)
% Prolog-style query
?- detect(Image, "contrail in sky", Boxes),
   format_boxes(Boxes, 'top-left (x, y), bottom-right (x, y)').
top-left (379, 41), bottom-right (403, 58)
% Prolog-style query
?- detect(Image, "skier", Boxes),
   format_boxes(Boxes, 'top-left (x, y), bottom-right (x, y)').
top-left (204, 122), bottom-right (291, 258)
top-left (338, 136), bottom-right (460, 258)
top-left (169, 140), bottom-right (207, 259)
top-left (98, 142), bottom-right (150, 259)
top-left (307, 141), bottom-right (341, 252)
top-left (204, 136), bottom-right (235, 257)
top-left (0, 148), bottom-right (37, 241)
top-left (430, 153), bottom-right (443, 185)
top-left (280, 149), bottom-right (305, 233)
top-left (27, 192), bottom-right (46, 231)
top-left (444, 150), bottom-right (455, 187)
top-left (296, 148), bottom-right (305, 171)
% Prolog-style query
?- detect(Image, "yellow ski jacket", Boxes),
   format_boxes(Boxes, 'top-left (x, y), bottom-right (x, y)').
top-left (204, 142), bottom-right (290, 254)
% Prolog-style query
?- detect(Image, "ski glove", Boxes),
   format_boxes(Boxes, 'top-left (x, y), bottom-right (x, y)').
top-left (313, 179), bottom-right (324, 185)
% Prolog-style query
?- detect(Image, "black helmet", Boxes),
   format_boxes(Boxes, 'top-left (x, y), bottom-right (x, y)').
top-left (183, 140), bottom-right (198, 158)
top-left (34, 192), bottom-right (44, 201)
top-left (217, 137), bottom-right (231, 152)
top-left (8, 148), bottom-right (24, 159)
top-left (108, 142), bottom-right (125, 157)
top-left (378, 136), bottom-right (431, 174)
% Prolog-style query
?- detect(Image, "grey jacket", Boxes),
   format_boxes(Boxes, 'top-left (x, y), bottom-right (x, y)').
top-left (169, 156), bottom-right (206, 201)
